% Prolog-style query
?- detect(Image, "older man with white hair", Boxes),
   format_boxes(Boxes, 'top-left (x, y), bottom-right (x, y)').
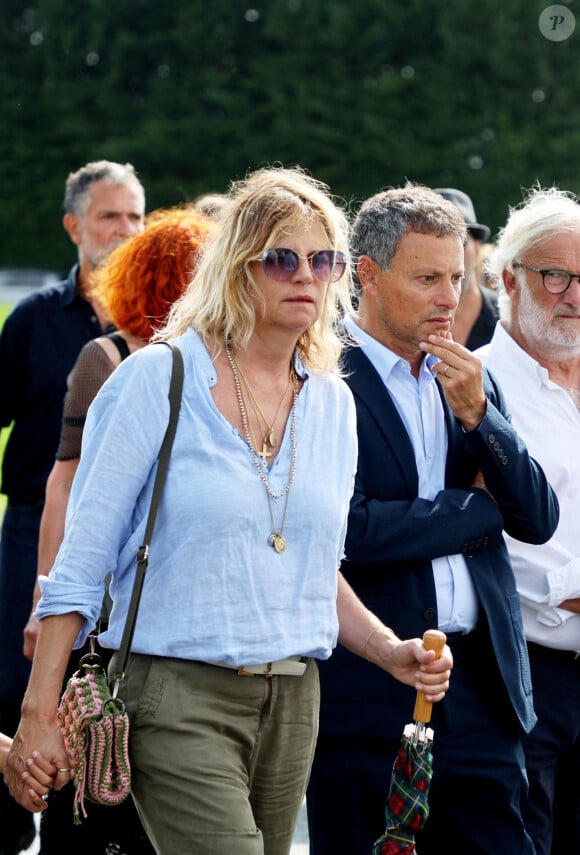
top-left (478, 186), bottom-right (580, 855)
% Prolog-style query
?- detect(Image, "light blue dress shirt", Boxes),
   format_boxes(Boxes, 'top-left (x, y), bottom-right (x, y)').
top-left (38, 328), bottom-right (358, 664)
top-left (344, 316), bottom-right (478, 633)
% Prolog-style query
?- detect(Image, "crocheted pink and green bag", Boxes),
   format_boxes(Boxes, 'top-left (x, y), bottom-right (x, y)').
top-left (57, 651), bottom-right (131, 824)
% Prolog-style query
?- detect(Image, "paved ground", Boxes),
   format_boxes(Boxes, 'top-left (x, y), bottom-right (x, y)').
top-left (291, 799), bottom-right (309, 852)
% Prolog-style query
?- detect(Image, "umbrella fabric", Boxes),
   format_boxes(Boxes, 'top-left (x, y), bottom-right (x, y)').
top-left (370, 727), bottom-right (433, 855)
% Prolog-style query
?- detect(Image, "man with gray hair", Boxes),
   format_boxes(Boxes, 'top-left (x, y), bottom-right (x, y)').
top-left (478, 186), bottom-right (580, 855)
top-left (0, 160), bottom-right (145, 854)
top-left (307, 182), bottom-right (558, 854)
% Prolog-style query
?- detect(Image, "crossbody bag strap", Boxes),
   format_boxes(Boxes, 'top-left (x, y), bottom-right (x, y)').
top-left (111, 343), bottom-right (184, 693)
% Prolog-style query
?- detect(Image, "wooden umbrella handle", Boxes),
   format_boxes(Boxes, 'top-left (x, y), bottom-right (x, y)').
top-left (412, 629), bottom-right (447, 723)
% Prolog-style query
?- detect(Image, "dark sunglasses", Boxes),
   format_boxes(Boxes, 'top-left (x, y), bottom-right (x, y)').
top-left (258, 248), bottom-right (347, 283)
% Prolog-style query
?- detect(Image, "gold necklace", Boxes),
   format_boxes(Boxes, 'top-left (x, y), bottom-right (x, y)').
top-left (225, 339), bottom-right (297, 554)
top-left (234, 360), bottom-right (292, 461)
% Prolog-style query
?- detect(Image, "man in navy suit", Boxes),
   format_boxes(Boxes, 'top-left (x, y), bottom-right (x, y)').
top-left (306, 183), bottom-right (559, 854)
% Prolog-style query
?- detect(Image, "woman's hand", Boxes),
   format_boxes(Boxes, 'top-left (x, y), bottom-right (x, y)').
top-left (21, 750), bottom-right (64, 811)
top-left (5, 613), bottom-right (83, 811)
top-left (371, 634), bottom-right (453, 702)
top-left (2, 741), bottom-right (56, 814)
top-left (5, 719), bottom-right (69, 812)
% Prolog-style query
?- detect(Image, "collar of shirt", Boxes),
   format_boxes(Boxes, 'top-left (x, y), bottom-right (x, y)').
top-left (60, 264), bottom-right (81, 307)
top-left (478, 322), bottom-right (554, 392)
top-left (343, 313), bottom-right (440, 384)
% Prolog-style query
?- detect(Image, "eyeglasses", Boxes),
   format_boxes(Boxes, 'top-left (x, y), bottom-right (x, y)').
top-left (256, 248), bottom-right (347, 283)
top-left (514, 262), bottom-right (580, 295)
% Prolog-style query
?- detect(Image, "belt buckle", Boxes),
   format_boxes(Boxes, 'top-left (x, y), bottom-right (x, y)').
top-left (237, 663), bottom-right (273, 677)
top-left (237, 665), bottom-right (255, 677)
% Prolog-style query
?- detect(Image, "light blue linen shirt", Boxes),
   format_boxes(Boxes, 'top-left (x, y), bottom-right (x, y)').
top-left (38, 328), bottom-right (358, 664)
top-left (344, 316), bottom-right (478, 633)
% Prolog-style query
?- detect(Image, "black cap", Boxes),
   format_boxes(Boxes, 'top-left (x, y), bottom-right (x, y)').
top-left (433, 188), bottom-right (490, 241)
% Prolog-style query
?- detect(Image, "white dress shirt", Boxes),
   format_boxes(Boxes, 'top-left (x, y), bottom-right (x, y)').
top-left (478, 322), bottom-right (580, 652)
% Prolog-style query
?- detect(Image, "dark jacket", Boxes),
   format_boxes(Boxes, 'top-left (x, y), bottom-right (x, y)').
top-left (318, 345), bottom-right (559, 738)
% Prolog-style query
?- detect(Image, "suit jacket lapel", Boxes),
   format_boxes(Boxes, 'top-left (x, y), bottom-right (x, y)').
top-left (343, 346), bottom-right (418, 495)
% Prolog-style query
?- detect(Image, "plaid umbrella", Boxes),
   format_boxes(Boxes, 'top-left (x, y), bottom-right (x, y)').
top-left (370, 630), bottom-right (446, 855)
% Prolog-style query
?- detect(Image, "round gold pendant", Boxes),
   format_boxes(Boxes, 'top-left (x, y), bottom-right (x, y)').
top-left (269, 533), bottom-right (287, 553)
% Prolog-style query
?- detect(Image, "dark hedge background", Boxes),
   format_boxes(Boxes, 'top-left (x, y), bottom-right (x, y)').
top-left (2, 0), bottom-right (580, 269)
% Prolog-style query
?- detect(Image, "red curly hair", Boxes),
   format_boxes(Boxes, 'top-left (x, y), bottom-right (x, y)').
top-left (91, 206), bottom-right (216, 340)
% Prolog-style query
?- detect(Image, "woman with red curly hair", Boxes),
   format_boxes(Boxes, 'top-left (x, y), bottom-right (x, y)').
top-left (91, 205), bottom-right (213, 341)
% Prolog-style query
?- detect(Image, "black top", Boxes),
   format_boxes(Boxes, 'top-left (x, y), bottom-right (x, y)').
top-left (0, 265), bottom-right (110, 502)
top-left (465, 286), bottom-right (499, 351)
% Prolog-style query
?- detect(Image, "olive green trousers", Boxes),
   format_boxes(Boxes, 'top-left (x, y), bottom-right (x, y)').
top-left (114, 653), bottom-right (319, 855)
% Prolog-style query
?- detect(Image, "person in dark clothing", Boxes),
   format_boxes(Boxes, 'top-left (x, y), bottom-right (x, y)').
top-left (434, 188), bottom-right (499, 350)
top-left (0, 160), bottom-right (145, 855)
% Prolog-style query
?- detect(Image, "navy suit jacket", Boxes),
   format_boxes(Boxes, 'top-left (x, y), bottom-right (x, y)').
top-left (318, 345), bottom-right (559, 740)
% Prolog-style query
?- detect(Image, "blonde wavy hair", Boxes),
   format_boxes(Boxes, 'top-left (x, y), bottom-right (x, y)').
top-left (157, 166), bottom-right (354, 373)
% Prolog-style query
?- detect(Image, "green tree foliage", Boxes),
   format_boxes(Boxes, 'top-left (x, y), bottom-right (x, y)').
top-left (1, 0), bottom-right (580, 269)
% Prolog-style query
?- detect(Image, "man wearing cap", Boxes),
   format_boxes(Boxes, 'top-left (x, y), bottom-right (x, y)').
top-left (434, 188), bottom-right (499, 350)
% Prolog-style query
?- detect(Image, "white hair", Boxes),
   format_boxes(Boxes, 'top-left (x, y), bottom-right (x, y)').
top-left (488, 185), bottom-right (580, 320)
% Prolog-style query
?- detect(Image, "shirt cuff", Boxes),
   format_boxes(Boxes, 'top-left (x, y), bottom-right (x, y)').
top-left (36, 575), bottom-right (104, 648)
top-left (546, 560), bottom-right (580, 605)
top-left (534, 561), bottom-right (580, 627)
